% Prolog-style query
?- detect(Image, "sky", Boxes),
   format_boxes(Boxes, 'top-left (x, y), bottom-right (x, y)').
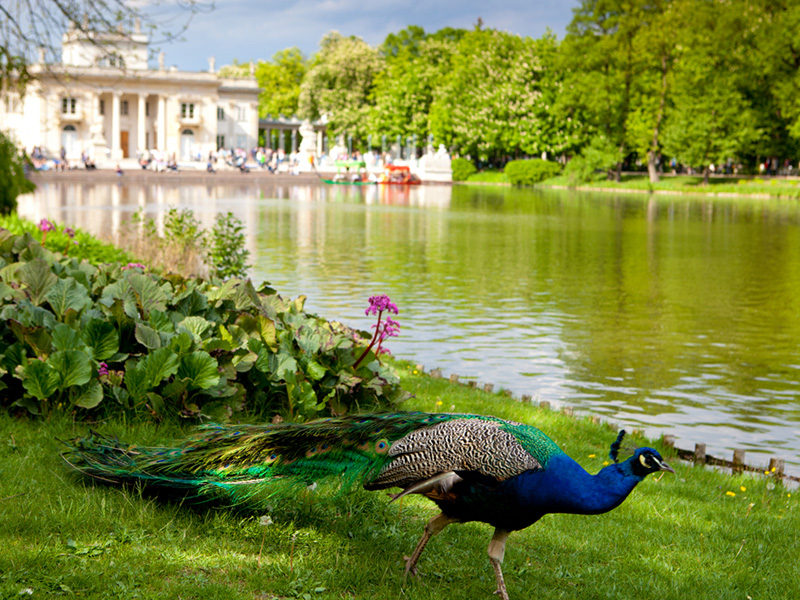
top-left (146, 0), bottom-right (580, 72)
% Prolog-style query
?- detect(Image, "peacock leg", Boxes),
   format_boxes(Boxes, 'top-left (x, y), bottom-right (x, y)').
top-left (404, 512), bottom-right (458, 578)
top-left (487, 528), bottom-right (511, 600)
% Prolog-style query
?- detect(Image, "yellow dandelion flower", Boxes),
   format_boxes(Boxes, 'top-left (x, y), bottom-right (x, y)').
top-left (603, 461), bottom-right (610, 466)
top-left (413, 370), bottom-right (418, 375)
top-left (771, 467), bottom-right (776, 472)
top-left (740, 486), bottom-right (747, 492)
top-left (765, 470), bottom-right (770, 475)
top-left (726, 491), bottom-right (736, 497)
top-left (588, 454), bottom-right (596, 458)
top-left (436, 400), bottom-right (443, 406)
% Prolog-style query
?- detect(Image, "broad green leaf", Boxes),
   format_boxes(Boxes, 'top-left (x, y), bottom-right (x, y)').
top-left (135, 322), bottom-right (161, 350)
top-left (46, 278), bottom-right (91, 319)
top-left (297, 327), bottom-right (323, 355)
top-left (124, 361), bottom-right (150, 401)
top-left (268, 352), bottom-right (298, 381)
top-left (303, 359), bottom-right (327, 381)
top-left (72, 381), bottom-right (103, 409)
top-left (169, 331), bottom-right (194, 354)
top-left (128, 273), bottom-right (169, 316)
top-left (8, 320), bottom-right (52, 358)
top-left (22, 360), bottom-right (59, 399)
top-left (148, 310), bottom-right (175, 333)
top-left (18, 258), bottom-right (58, 306)
top-left (258, 316), bottom-right (277, 350)
top-left (177, 351), bottom-right (220, 390)
top-left (48, 350), bottom-right (92, 390)
top-left (52, 323), bottom-right (84, 352)
top-left (178, 316), bottom-right (212, 341)
top-left (141, 347), bottom-right (180, 387)
top-left (81, 320), bottom-right (119, 361)
top-left (101, 279), bottom-right (139, 319)
top-left (206, 278), bottom-right (239, 304)
top-left (232, 279), bottom-right (261, 311)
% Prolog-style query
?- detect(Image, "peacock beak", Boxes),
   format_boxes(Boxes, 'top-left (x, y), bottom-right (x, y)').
top-left (654, 456), bottom-right (675, 474)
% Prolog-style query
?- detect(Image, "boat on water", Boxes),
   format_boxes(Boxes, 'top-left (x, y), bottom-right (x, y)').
top-left (321, 161), bottom-right (422, 185)
top-left (378, 164), bottom-right (421, 185)
top-left (321, 160), bottom-right (374, 185)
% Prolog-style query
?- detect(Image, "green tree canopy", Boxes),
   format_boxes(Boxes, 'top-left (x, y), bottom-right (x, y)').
top-left (299, 32), bottom-right (383, 142)
top-left (256, 48), bottom-right (308, 119)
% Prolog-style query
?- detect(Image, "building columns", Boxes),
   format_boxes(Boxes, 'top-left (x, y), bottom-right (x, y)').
top-left (137, 94), bottom-right (147, 154)
top-left (110, 92), bottom-right (122, 160)
top-left (157, 95), bottom-right (166, 151)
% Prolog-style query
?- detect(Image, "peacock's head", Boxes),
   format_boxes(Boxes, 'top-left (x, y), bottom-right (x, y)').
top-left (609, 430), bottom-right (675, 477)
top-left (629, 447), bottom-right (675, 477)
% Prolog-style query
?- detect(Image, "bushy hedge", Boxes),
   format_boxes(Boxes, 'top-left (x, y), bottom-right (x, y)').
top-left (452, 157), bottom-right (477, 182)
top-left (0, 228), bottom-right (408, 423)
top-left (504, 159), bottom-right (562, 186)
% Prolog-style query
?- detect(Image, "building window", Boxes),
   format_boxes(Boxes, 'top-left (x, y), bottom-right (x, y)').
top-left (61, 97), bottom-right (77, 114)
top-left (99, 99), bottom-right (105, 115)
top-left (181, 103), bottom-right (195, 119)
top-left (237, 106), bottom-right (247, 121)
top-left (216, 135), bottom-right (225, 150)
top-left (121, 100), bottom-right (129, 116)
top-left (217, 107), bottom-right (225, 120)
top-left (5, 94), bottom-right (21, 113)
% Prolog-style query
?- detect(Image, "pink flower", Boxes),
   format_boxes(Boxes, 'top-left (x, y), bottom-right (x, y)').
top-left (98, 362), bottom-right (109, 376)
top-left (64, 227), bottom-right (75, 238)
top-left (38, 218), bottom-right (54, 233)
top-left (365, 294), bottom-right (399, 316)
top-left (122, 262), bottom-right (146, 271)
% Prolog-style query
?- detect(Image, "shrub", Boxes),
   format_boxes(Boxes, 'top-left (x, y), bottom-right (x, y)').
top-left (208, 212), bottom-right (251, 280)
top-left (0, 227), bottom-right (408, 423)
top-left (0, 213), bottom-right (133, 264)
top-left (0, 131), bottom-right (35, 214)
top-left (451, 157), bottom-right (477, 182)
top-left (504, 159), bottom-right (562, 186)
top-left (564, 135), bottom-right (622, 184)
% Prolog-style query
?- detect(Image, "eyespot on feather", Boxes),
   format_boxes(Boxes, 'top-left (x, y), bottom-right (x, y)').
top-left (375, 439), bottom-right (389, 454)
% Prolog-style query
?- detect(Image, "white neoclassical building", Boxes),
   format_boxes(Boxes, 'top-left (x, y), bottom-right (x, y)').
top-left (0, 21), bottom-right (260, 164)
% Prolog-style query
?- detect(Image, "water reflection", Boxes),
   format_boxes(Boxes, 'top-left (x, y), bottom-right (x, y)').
top-left (18, 179), bottom-right (800, 474)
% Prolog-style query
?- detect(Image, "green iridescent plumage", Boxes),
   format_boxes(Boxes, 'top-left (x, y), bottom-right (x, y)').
top-left (63, 410), bottom-right (673, 600)
top-left (64, 411), bottom-right (563, 506)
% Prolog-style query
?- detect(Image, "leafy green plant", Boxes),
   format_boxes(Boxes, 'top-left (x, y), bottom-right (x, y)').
top-left (208, 212), bottom-right (251, 280)
top-left (0, 131), bottom-right (35, 214)
top-left (503, 159), bottom-right (562, 186)
top-left (0, 213), bottom-right (134, 264)
top-left (0, 227), bottom-right (408, 422)
top-left (451, 157), bottom-right (477, 182)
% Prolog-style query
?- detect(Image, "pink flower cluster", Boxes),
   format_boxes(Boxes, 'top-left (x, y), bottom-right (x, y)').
top-left (365, 294), bottom-right (398, 316)
top-left (354, 294), bottom-right (401, 368)
top-left (97, 362), bottom-right (109, 377)
top-left (38, 218), bottom-right (54, 233)
top-left (122, 262), bottom-right (146, 271)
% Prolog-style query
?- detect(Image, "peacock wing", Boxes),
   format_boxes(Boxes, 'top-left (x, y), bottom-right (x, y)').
top-left (364, 418), bottom-right (544, 491)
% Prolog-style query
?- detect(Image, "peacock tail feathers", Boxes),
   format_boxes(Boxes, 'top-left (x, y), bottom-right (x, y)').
top-left (63, 411), bottom-right (565, 508)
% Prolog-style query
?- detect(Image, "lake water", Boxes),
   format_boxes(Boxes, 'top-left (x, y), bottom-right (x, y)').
top-left (19, 178), bottom-right (800, 474)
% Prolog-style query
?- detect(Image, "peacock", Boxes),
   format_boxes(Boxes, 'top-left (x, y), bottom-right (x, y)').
top-left (63, 411), bottom-right (674, 599)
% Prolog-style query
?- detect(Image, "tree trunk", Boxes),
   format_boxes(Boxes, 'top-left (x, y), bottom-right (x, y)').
top-left (702, 165), bottom-right (710, 186)
top-left (647, 151), bottom-right (659, 183)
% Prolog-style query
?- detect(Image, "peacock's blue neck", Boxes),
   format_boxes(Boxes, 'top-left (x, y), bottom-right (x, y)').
top-left (513, 454), bottom-right (647, 516)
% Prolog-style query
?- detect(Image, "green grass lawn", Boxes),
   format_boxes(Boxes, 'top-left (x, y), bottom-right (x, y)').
top-left (1, 365), bottom-right (798, 599)
top-left (540, 174), bottom-right (800, 198)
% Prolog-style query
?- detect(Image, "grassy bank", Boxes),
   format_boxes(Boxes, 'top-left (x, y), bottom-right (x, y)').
top-left (1, 364), bottom-right (797, 600)
top-left (461, 172), bottom-right (800, 199)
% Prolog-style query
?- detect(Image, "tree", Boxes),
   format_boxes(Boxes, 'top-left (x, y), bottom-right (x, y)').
top-left (256, 48), bottom-right (308, 118)
top-left (558, 0), bottom-right (655, 180)
top-left (662, 0), bottom-right (762, 183)
top-left (430, 28), bottom-right (569, 164)
top-left (0, 0), bottom-right (210, 96)
top-left (368, 26), bottom-right (463, 146)
top-left (0, 131), bottom-right (35, 214)
top-left (298, 32), bottom-right (383, 142)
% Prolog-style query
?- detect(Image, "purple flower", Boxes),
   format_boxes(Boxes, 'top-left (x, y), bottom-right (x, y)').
top-left (375, 317), bottom-right (401, 341)
top-left (64, 227), bottom-right (75, 238)
top-left (122, 262), bottom-right (146, 271)
top-left (98, 362), bottom-right (109, 376)
top-left (38, 218), bottom-right (54, 233)
top-left (365, 294), bottom-right (399, 316)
